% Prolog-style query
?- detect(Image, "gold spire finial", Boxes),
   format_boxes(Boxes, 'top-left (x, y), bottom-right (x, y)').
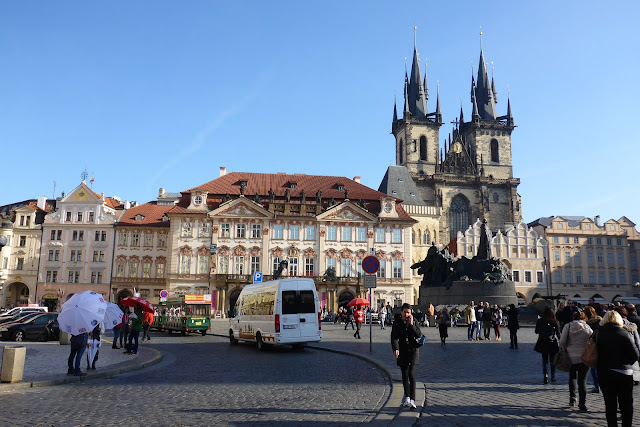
top-left (414, 25), bottom-right (417, 49)
top-left (479, 26), bottom-right (483, 50)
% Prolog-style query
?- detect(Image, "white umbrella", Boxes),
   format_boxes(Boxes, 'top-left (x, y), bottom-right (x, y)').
top-left (58, 291), bottom-right (107, 336)
top-left (86, 338), bottom-right (100, 366)
top-left (103, 302), bottom-right (124, 330)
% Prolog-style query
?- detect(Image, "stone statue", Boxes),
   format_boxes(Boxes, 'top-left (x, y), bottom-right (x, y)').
top-left (253, 193), bottom-right (261, 204)
top-left (222, 194), bottom-right (231, 203)
top-left (344, 189), bottom-right (349, 200)
top-left (300, 189), bottom-right (306, 204)
top-left (316, 190), bottom-right (322, 203)
top-left (477, 218), bottom-right (492, 260)
top-left (284, 189), bottom-right (290, 203)
top-left (329, 197), bottom-right (336, 207)
top-left (240, 184), bottom-right (245, 196)
top-left (269, 189), bottom-right (275, 203)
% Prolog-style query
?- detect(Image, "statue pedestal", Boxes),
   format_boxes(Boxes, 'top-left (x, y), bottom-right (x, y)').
top-left (418, 280), bottom-right (517, 307)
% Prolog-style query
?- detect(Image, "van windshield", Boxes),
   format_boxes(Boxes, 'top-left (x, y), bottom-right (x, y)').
top-left (282, 290), bottom-right (316, 314)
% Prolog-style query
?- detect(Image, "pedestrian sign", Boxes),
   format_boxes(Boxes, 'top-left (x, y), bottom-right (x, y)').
top-left (362, 256), bottom-right (380, 274)
top-left (253, 271), bottom-right (263, 283)
top-left (364, 274), bottom-right (377, 289)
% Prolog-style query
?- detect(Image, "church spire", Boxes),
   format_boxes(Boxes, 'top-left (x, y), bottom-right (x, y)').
top-left (471, 86), bottom-right (480, 122)
top-left (406, 28), bottom-right (427, 117)
top-left (403, 71), bottom-right (410, 115)
top-left (459, 99), bottom-right (465, 125)
top-left (506, 91), bottom-right (514, 126)
top-left (491, 66), bottom-right (498, 104)
top-left (475, 47), bottom-right (498, 120)
top-left (393, 94), bottom-right (398, 122)
top-left (423, 60), bottom-right (429, 100)
top-left (435, 84), bottom-right (442, 124)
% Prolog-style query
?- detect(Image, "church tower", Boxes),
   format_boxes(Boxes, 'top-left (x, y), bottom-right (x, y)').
top-left (391, 34), bottom-right (442, 183)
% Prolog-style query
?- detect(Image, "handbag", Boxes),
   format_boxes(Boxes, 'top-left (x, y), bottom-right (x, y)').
top-left (554, 349), bottom-right (572, 372)
top-left (415, 333), bottom-right (427, 347)
top-left (581, 331), bottom-right (598, 369)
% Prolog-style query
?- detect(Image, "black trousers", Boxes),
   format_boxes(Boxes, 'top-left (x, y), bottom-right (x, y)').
top-left (400, 363), bottom-right (417, 400)
top-left (599, 369), bottom-right (634, 427)
top-left (354, 321), bottom-right (361, 338)
top-left (569, 363), bottom-right (589, 406)
top-left (509, 329), bottom-right (518, 348)
top-left (541, 352), bottom-right (556, 377)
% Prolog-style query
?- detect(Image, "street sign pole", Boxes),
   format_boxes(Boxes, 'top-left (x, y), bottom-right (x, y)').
top-left (369, 288), bottom-right (372, 353)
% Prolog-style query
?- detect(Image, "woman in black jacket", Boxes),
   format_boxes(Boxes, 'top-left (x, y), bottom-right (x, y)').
top-left (391, 303), bottom-right (422, 410)
top-left (507, 304), bottom-right (519, 349)
top-left (534, 306), bottom-right (561, 384)
top-left (596, 310), bottom-right (640, 427)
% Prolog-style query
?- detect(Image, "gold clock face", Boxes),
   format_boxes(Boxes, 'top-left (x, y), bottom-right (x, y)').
top-left (453, 142), bottom-right (462, 154)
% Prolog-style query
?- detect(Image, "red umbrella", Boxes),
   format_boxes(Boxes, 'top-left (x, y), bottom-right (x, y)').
top-left (120, 296), bottom-right (155, 313)
top-left (347, 298), bottom-right (370, 307)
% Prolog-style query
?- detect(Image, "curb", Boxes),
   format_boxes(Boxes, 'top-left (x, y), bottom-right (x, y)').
top-left (0, 344), bottom-right (163, 392)
top-left (212, 332), bottom-right (423, 426)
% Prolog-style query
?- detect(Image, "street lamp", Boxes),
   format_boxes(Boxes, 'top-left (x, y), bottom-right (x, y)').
top-left (0, 235), bottom-right (7, 251)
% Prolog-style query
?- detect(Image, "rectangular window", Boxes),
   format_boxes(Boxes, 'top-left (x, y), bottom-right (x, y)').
top-left (564, 251), bottom-right (570, 262)
top-left (2, 257), bottom-right (7, 269)
top-left (357, 259), bottom-right (363, 276)
top-left (617, 253), bottom-right (624, 265)
top-left (68, 270), bottom-right (80, 283)
top-left (356, 227), bottom-right (367, 242)
top-left (252, 224), bottom-right (262, 239)
top-left (118, 232), bottom-right (127, 246)
top-left (576, 271), bottom-right (582, 284)
top-left (54, 250), bottom-right (60, 261)
top-left (553, 270), bottom-right (560, 283)
top-left (77, 212), bottom-right (83, 222)
top-left (144, 234), bottom-right (153, 247)
top-left (50, 230), bottom-right (57, 240)
top-left (48, 250), bottom-right (54, 261)
top-left (179, 255), bottom-right (190, 274)
top-left (18, 236), bottom-right (26, 247)
top-left (375, 228), bottom-right (385, 243)
top-left (16, 257), bottom-right (24, 270)
top-left (19, 215), bottom-right (25, 226)
top-left (564, 237), bottom-right (570, 244)
top-left (607, 252), bottom-right (613, 264)
top-left (326, 226), bottom-right (337, 241)
top-left (631, 255), bottom-right (637, 267)
top-left (573, 237), bottom-right (579, 244)
top-left (597, 252), bottom-right (603, 263)
top-left (95, 231), bottom-right (100, 241)
top-left (588, 252), bottom-right (594, 264)
top-left (91, 271), bottom-right (97, 284)
top-left (391, 229), bottom-right (402, 243)
top-left (525, 271), bottom-right (532, 283)
top-left (596, 237), bottom-right (602, 245)
top-left (220, 223), bottom-right (230, 238)
top-left (129, 262), bottom-right (139, 278)
top-left (377, 259), bottom-right (386, 278)
top-left (116, 262), bottom-right (125, 277)
top-left (181, 222), bottom-right (192, 238)
top-left (141, 262), bottom-right (151, 278)
top-left (589, 272), bottom-right (596, 284)
top-left (272, 257), bottom-right (282, 274)
top-left (606, 238), bottom-right (612, 245)
top-left (304, 258), bottom-right (314, 276)
top-left (250, 256), bottom-right (260, 274)
top-left (617, 238), bottom-right (622, 246)
top-left (514, 270), bottom-right (521, 282)
top-left (620, 272), bottom-right (626, 284)
top-left (88, 212), bottom-right (94, 222)
top-left (553, 250), bottom-right (560, 262)
top-left (288, 257), bottom-right (298, 276)
top-left (157, 234), bottom-right (166, 248)
top-left (587, 237), bottom-right (593, 244)
top-left (305, 225), bottom-right (315, 240)
top-left (574, 252), bottom-right (581, 264)
top-left (392, 260), bottom-right (402, 278)
top-left (341, 226), bottom-right (352, 241)
top-left (200, 222), bottom-right (210, 237)
top-left (92, 251), bottom-right (98, 262)
top-left (553, 236), bottom-right (559, 244)
top-left (609, 272), bottom-right (616, 284)
top-left (72, 230), bottom-right (78, 241)
top-left (289, 225), bottom-right (299, 240)
top-left (131, 233), bottom-right (140, 247)
top-left (598, 272), bottom-right (605, 284)
top-left (47, 270), bottom-right (58, 283)
top-left (536, 271), bottom-right (544, 284)
top-left (219, 255), bottom-right (229, 274)
top-left (198, 255), bottom-right (209, 274)
top-left (65, 212), bottom-right (72, 222)
top-left (79, 231), bottom-right (84, 241)
top-left (236, 223), bottom-right (246, 239)
top-left (342, 258), bottom-right (352, 277)
top-left (272, 224), bottom-right (283, 239)
top-left (156, 263), bottom-right (165, 278)
top-left (326, 257), bottom-right (336, 274)
top-left (565, 271), bottom-right (572, 283)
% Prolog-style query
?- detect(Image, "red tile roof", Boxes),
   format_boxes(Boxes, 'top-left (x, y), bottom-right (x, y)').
top-left (82, 182), bottom-right (121, 209)
top-left (117, 202), bottom-right (172, 227)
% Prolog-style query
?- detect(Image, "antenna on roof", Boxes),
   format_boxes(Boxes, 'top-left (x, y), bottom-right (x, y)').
top-left (90, 173), bottom-right (95, 189)
top-left (53, 181), bottom-right (56, 199)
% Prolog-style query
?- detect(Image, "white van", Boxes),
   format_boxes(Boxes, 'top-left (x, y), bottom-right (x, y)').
top-left (229, 278), bottom-right (322, 350)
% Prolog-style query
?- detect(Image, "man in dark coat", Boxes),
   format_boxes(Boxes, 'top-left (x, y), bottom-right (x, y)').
top-left (391, 303), bottom-right (421, 410)
top-left (626, 304), bottom-right (640, 330)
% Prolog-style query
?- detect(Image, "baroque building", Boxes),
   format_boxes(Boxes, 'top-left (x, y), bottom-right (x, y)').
top-left (164, 169), bottom-right (416, 316)
top-left (530, 216), bottom-right (640, 303)
top-left (456, 219), bottom-right (549, 304)
top-left (383, 37), bottom-right (522, 244)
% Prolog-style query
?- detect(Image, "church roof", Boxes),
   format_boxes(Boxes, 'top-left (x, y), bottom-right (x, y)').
top-left (377, 166), bottom-right (426, 206)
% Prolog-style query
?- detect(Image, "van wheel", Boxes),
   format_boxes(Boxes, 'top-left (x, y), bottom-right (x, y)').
top-left (292, 343), bottom-right (306, 351)
top-left (181, 330), bottom-right (186, 336)
top-left (229, 330), bottom-right (238, 345)
top-left (201, 330), bottom-right (207, 336)
top-left (256, 333), bottom-right (264, 351)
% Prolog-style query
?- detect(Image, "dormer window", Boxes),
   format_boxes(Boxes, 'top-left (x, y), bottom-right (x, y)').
top-left (239, 181), bottom-right (248, 188)
top-left (194, 196), bottom-right (203, 205)
top-left (135, 214), bottom-right (145, 222)
top-left (337, 185), bottom-right (344, 191)
top-left (290, 183), bottom-right (297, 189)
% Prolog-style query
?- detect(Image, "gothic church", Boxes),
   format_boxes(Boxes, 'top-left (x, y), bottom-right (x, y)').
top-left (380, 38), bottom-right (522, 244)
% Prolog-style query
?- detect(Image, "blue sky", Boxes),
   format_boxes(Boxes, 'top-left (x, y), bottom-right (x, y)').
top-left (1, 1), bottom-right (638, 225)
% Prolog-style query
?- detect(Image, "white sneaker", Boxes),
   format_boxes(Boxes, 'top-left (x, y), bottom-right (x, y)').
top-left (402, 397), bottom-right (411, 407)
top-left (410, 399), bottom-right (417, 409)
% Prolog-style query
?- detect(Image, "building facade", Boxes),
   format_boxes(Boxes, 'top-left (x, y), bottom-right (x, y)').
top-left (0, 198), bottom-right (53, 308)
top-left (456, 219), bottom-right (548, 303)
top-left (530, 216), bottom-right (640, 302)
top-left (387, 39), bottom-right (522, 244)
top-left (164, 170), bottom-right (416, 316)
top-left (36, 182), bottom-right (121, 309)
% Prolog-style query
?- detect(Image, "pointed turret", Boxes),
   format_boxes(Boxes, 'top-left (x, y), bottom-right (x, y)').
top-left (393, 94), bottom-right (398, 122)
top-left (423, 61), bottom-right (429, 100)
top-left (471, 87), bottom-right (480, 122)
top-left (475, 49), bottom-right (497, 120)
top-left (470, 75), bottom-right (476, 103)
top-left (506, 93), bottom-right (514, 127)
top-left (403, 72), bottom-right (410, 115)
top-left (459, 103), bottom-right (464, 125)
top-left (407, 45), bottom-right (427, 117)
top-left (491, 75), bottom-right (498, 104)
top-left (435, 85), bottom-right (442, 124)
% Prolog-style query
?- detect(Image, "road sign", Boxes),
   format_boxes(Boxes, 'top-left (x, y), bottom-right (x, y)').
top-left (159, 290), bottom-right (168, 299)
top-left (364, 274), bottom-right (377, 289)
top-left (210, 244), bottom-right (218, 255)
top-left (362, 256), bottom-right (380, 274)
top-left (253, 271), bottom-right (263, 283)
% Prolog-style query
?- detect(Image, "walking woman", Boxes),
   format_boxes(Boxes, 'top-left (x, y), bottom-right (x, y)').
top-left (438, 307), bottom-right (450, 346)
top-left (391, 303), bottom-right (421, 410)
top-left (535, 307), bottom-right (561, 384)
top-left (507, 304), bottom-right (519, 349)
top-left (584, 306), bottom-right (602, 393)
top-left (560, 311), bottom-right (593, 411)
top-left (596, 310), bottom-right (639, 427)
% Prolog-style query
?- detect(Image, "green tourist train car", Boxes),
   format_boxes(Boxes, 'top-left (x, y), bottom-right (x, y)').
top-left (153, 295), bottom-right (211, 336)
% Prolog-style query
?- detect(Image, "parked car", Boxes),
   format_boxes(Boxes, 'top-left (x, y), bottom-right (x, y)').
top-left (0, 313), bottom-right (59, 342)
top-left (0, 311), bottom-right (44, 327)
top-left (0, 307), bottom-right (48, 322)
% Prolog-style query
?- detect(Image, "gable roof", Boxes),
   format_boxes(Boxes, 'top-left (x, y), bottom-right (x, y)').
top-left (117, 202), bottom-right (172, 227)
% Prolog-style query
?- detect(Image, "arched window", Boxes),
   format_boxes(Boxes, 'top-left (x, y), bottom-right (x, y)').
top-left (423, 231), bottom-right (430, 245)
top-left (411, 231), bottom-right (415, 244)
top-left (493, 193), bottom-right (499, 203)
top-left (449, 195), bottom-right (469, 241)
top-left (490, 139), bottom-right (499, 163)
top-left (399, 138), bottom-right (404, 164)
top-left (419, 136), bottom-right (427, 161)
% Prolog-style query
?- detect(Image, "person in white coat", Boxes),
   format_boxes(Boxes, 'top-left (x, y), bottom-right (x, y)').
top-left (560, 311), bottom-right (593, 411)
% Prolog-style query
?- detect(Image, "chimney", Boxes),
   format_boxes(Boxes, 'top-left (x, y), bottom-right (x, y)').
top-left (220, 167), bottom-right (227, 177)
top-left (37, 196), bottom-right (47, 210)
top-left (158, 188), bottom-right (165, 198)
top-left (124, 201), bottom-right (131, 209)
top-left (594, 215), bottom-right (601, 227)
top-left (353, 176), bottom-right (361, 184)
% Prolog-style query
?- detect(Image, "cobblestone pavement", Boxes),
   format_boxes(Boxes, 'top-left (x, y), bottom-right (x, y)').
top-left (282, 321), bottom-right (640, 426)
top-left (0, 333), bottom-right (389, 426)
